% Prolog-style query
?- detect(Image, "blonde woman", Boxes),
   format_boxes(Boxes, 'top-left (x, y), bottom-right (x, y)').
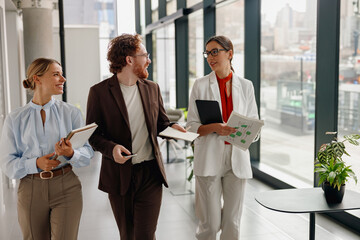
top-left (0, 58), bottom-right (94, 239)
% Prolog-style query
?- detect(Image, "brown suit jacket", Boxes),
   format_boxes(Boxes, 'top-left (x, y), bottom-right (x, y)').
top-left (86, 75), bottom-right (170, 195)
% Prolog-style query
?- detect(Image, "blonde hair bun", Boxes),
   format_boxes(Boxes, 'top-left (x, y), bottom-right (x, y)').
top-left (22, 79), bottom-right (31, 89)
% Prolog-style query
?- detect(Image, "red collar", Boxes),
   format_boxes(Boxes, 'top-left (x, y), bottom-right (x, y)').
top-left (216, 72), bottom-right (232, 83)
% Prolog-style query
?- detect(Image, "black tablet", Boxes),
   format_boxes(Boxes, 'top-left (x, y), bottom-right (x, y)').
top-left (195, 100), bottom-right (223, 124)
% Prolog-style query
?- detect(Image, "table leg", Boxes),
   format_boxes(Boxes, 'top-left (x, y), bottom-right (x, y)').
top-left (309, 212), bottom-right (315, 240)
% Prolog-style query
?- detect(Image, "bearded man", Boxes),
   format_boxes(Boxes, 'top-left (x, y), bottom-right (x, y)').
top-left (86, 33), bottom-right (185, 240)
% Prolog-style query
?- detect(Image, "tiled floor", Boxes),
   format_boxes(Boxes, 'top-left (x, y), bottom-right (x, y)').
top-left (1, 149), bottom-right (360, 239)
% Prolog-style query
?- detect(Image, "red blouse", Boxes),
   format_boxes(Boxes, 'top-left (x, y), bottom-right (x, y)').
top-left (216, 72), bottom-right (233, 144)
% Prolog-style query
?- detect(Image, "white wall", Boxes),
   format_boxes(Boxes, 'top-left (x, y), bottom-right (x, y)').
top-left (53, 26), bottom-right (100, 118)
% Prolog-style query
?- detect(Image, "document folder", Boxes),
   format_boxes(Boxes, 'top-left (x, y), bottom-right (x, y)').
top-left (53, 122), bottom-right (98, 160)
top-left (195, 100), bottom-right (223, 124)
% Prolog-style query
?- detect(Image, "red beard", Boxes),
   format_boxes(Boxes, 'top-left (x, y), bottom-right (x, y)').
top-left (134, 62), bottom-right (149, 79)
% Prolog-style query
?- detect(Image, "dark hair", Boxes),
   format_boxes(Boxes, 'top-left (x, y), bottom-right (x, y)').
top-left (107, 33), bottom-right (142, 74)
top-left (23, 58), bottom-right (61, 90)
top-left (206, 35), bottom-right (234, 72)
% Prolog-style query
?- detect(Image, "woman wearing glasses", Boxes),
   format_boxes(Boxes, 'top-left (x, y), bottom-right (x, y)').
top-left (186, 36), bottom-right (259, 240)
top-left (0, 58), bottom-right (94, 239)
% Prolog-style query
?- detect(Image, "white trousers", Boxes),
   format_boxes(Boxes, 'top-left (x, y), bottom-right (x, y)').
top-left (195, 145), bottom-right (246, 240)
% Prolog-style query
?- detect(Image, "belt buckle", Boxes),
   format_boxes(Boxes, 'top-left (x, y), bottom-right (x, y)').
top-left (40, 171), bottom-right (53, 179)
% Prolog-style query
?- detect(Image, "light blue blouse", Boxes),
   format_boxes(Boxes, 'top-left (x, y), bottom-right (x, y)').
top-left (0, 98), bottom-right (94, 179)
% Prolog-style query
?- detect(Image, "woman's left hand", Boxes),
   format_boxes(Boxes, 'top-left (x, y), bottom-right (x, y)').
top-left (55, 138), bottom-right (74, 158)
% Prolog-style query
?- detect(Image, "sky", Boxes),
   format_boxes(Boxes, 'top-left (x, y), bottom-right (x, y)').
top-left (115, 0), bottom-right (308, 33)
top-left (261, 0), bottom-right (306, 24)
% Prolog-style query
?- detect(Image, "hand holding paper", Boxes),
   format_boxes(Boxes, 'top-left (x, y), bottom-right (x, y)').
top-left (171, 123), bottom-right (187, 132)
top-left (215, 123), bottom-right (237, 136)
top-left (219, 112), bottom-right (264, 151)
top-left (159, 127), bottom-right (199, 142)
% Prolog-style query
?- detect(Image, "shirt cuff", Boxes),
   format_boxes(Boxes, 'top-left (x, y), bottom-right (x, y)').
top-left (169, 122), bottom-right (177, 127)
top-left (25, 157), bottom-right (40, 174)
top-left (67, 149), bottom-right (80, 163)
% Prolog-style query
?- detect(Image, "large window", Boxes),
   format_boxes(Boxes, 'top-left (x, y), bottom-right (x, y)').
top-left (140, 0), bottom-right (146, 34)
top-left (187, 0), bottom-right (202, 7)
top-left (188, 10), bottom-right (204, 96)
top-left (152, 0), bottom-right (159, 22)
top-left (153, 24), bottom-right (176, 109)
top-left (216, 0), bottom-right (244, 77)
top-left (260, 0), bottom-right (317, 187)
top-left (338, 0), bottom-right (360, 194)
top-left (167, 0), bottom-right (177, 15)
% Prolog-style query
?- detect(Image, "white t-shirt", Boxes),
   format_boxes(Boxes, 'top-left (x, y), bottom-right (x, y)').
top-left (119, 82), bottom-right (154, 164)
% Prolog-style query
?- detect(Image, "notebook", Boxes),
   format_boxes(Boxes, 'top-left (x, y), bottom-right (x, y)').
top-left (53, 123), bottom-right (98, 161)
top-left (159, 127), bottom-right (199, 142)
top-left (195, 100), bottom-right (223, 124)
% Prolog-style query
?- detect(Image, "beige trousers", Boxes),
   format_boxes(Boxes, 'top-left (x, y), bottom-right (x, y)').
top-left (17, 170), bottom-right (83, 240)
top-left (195, 145), bottom-right (247, 240)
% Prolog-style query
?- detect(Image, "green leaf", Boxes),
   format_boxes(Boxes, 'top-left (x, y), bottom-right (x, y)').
top-left (328, 171), bottom-right (336, 185)
top-left (318, 175), bottom-right (327, 185)
top-left (187, 170), bottom-right (193, 182)
top-left (348, 139), bottom-right (359, 146)
top-left (331, 142), bottom-right (345, 158)
top-left (343, 149), bottom-right (351, 157)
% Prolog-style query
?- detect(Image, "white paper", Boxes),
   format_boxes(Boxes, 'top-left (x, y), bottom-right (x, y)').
top-left (219, 112), bottom-right (264, 151)
top-left (159, 127), bottom-right (199, 142)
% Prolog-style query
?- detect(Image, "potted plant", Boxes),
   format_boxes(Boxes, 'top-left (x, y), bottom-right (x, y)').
top-left (315, 132), bottom-right (359, 203)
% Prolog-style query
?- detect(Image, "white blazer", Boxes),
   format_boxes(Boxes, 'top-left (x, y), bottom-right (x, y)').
top-left (186, 71), bottom-right (259, 178)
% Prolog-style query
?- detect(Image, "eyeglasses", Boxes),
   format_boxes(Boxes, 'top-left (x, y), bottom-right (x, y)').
top-left (203, 48), bottom-right (227, 58)
top-left (132, 53), bottom-right (150, 59)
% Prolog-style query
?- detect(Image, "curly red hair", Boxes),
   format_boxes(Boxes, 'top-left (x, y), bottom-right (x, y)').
top-left (107, 33), bottom-right (142, 74)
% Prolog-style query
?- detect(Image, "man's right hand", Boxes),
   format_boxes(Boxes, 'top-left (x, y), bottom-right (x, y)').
top-left (112, 145), bottom-right (132, 164)
top-left (36, 153), bottom-right (61, 171)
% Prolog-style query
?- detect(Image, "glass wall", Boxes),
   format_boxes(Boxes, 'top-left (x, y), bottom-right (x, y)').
top-left (187, 0), bottom-right (202, 7)
top-left (152, 0), bottom-right (159, 22)
top-left (260, 0), bottom-right (317, 187)
top-left (216, 0), bottom-right (244, 77)
top-left (153, 24), bottom-right (176, 109)
top-left (137, 0), bottom-right (360, 230)
top-left (338, 0), bottom-right (360, 194)
top-left (140, 0), bottom-right (146, 34)
top-left (188, 10), bottom-right (204, 95)
top-left (167, 0), bottom-right (177, 15)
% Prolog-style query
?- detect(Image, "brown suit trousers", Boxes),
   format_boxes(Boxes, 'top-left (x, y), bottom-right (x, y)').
top-left (108, 160), bottom-right (163, 240)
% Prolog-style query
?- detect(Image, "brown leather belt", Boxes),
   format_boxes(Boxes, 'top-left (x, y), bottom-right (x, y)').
top-left (32, 164), bottom-right (72, 179)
